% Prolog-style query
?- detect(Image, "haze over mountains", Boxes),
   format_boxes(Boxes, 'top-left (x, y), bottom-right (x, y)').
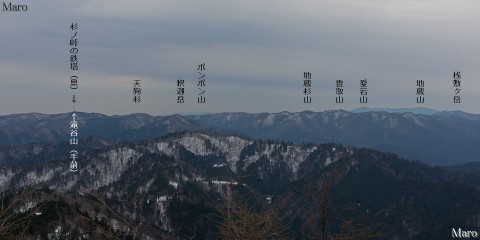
top-left (1, 109), bottom-right (479, 165)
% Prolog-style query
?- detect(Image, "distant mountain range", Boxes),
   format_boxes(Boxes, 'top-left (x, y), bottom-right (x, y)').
top-left (351, 107), bottom-right (440, 115)
top-left (1, 110), bottom-right (480, 165)
top-left (2, 131), bottom-right (480, 239)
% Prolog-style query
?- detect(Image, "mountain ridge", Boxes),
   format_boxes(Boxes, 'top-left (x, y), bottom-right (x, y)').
top-left (1, 110), bottom-right (480, 165)
top-left (2, 130), bottom-right (480, 239)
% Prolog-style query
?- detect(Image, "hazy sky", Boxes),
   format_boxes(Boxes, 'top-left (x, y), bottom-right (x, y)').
top-left (1, 0), bottom-right (479, 115)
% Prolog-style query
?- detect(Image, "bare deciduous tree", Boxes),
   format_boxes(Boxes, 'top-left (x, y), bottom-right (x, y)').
top-left (84, 188), bottom-right (144, 240)
top-left (0, 187), bottom-right (41, 240)
top-left (216, 187), bottom-right (290, 240)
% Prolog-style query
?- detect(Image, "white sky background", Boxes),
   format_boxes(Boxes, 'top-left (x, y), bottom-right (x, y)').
top-left (0, 0), bottom-right (479, 115)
